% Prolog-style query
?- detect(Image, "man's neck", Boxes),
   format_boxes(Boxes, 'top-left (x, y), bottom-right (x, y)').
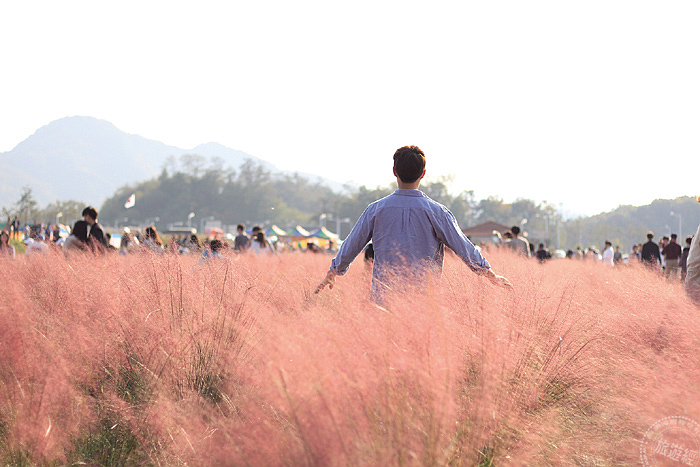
top-left (396, 180), bottom-right (421, 190)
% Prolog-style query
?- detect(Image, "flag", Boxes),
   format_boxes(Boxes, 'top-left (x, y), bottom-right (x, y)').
top-left (124, 193), bottom-right (136, 209)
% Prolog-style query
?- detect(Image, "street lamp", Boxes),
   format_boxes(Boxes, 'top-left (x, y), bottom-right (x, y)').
top-left (56, 211), bottom-right (63, 227)
top-left (670, 211), bottom-right (682, 239)
top-left (187, 212), bottom-right (195, 228)
top-left (335, 217), bottom-right (351, 239)
top-left (319, 213), bottom-right (328, 228)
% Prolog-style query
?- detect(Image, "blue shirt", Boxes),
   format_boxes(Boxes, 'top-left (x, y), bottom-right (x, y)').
top-left (330, 189), bottom-right (490, 300)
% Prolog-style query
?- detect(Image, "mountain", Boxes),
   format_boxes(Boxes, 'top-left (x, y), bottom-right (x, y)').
top-left (0, 116), bottom-right (344, 210)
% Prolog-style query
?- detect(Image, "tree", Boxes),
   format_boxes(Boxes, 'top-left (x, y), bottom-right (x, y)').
top-left (39, 200), bottom-right (86, 226)
top-left (15, 186), bottom-right (39, 225)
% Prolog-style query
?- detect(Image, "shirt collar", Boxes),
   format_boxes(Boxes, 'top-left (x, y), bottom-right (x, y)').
top-left (393, 189), bottom-right (424, 197)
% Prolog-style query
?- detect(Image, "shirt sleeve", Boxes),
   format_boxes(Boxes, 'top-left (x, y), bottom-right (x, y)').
top-left (329, 205), bottom-right (375, 276)
top-left (435, 206), bottom-right (490, 273)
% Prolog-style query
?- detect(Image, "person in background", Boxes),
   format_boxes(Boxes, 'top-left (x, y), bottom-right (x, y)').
top-left (662, 233), bottom-right (682, 279)
top-left (143, 225), bottom-right (164, 253)
top-left (234, 224), bottom-right (250, 252)
top-left (601, 241), bottom-right (614, 267)
top-left (200, 239), bottom-right (227, 262)
top-left (82, 206), bottom-right (107, 251)
top-left (251, 231), bottom-right (276, 255)
top-left (0, 230), bottom-right (15, 258)
top-left (63, 220), bottom-right (89, 252)
top-left (535, 243), bottom-right (551, 263)
top-left (680, 236), bottom-right (693, 281)
top-left (119, 232), bottom-right (135, 255)
top-left (686, 231), bottom-right (700, 304)
top-left (613, 245), bottom-right (623, 265)
top-left (24, 232), bottom-right (49, 255)
top-left (629, 244), bottom-right (641, 263)
top-left (504, 225), bottom-right (530, 257)
top-left (641, 231), bottom-right (661, 270)
top-left (186, 234), bottom-right (201, 254)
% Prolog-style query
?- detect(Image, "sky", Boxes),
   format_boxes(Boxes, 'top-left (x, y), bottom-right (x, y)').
top-left (1, 1), bottom-right (698, 217)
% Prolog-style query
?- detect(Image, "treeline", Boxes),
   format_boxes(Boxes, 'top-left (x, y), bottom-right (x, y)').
top-left (3, 154), bottom-right (699, 251)
top-left (97, 155), bottom-right (567, 240)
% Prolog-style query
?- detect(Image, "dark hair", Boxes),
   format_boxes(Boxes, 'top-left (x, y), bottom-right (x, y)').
top-left (190, 234), bottom-right (201, 248)
top-left (511, 226), bottom-right (520, 235)
top-left (252, 225), bottom-right (262, 233)
top-left (82, 206), bottom-right (98, 220)
top-left (671, 233), bottom-right (677, 239)
top-left (72, 220), bottom-right (89, 242)
top-left (210, 239), bottom-right (224, 253)
top-left (0, 229), bottom-right (9, 247)
top-left (647, 232), bottom-right (654, 240)
top-left (687, 237), bottom-right (693, 245)
top-left (393, 146), bottom-right (425, 183)
top-left (237, 223), bottom-right (245, 231)
top-left (255, 231), bottom-right (268, 247)
top-left (145, 226), bottom-right (162, 246)
top-left (605, 240), bottom-right (612, 246)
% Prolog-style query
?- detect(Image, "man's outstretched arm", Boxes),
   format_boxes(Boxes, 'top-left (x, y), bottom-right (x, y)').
top-left (315, 205), bottom-right (374, 295)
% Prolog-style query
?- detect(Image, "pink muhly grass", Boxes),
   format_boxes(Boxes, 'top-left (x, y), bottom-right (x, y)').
top-left (0, 247), bottom-right (698, 466)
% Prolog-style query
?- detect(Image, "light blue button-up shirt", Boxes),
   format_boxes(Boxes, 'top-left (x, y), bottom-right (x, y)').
top-left (330, 189), bottom-right (490, 300)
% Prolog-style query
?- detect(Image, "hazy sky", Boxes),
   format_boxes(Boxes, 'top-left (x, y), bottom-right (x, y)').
top-left (1, 1), bottom-right (698, 217)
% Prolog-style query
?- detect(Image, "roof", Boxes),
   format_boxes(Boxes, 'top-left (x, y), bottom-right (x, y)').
top-left (462, 221), bottom-right (511, 237)
top-left (307, 226), bottom-right (339, 240)
top-left (286, 225), bottom-right (311, 237)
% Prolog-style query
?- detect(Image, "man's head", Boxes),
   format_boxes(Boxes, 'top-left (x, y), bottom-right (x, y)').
top-left (647, 231), bottom-right (654, 240)
top-left (237, 223), bottom-right (245, 233)
top-left (687, 237), bottom-right (693, 246)
top-left (393, 146), bottom-right (426, 184)
top-left (82, 206), bottom-right (98, 225)
top-left (605, 240), bottom-right (612, 247)
top-left (511, 226), bottom-right (521, 237)
top-left (671, 233), bottom-right (677, 241)
top-left (252, 225), bottom-right (261, 234)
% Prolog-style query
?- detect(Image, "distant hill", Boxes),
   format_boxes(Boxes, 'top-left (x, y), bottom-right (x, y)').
top-left (0, 116), bottom-right (344, 210)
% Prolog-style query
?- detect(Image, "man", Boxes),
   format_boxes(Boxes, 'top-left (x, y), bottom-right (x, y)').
top-left (613, 245), bottom-right (623, 265)
top-left (601, 241), bottom-right (614, 267)
top-left (234, 224), bottom-right (250, 252)
top-left (315, 145), bottom-right (511, 302)
top-left (505, 226), bottom-right (530, 257)
top-left (82, 206), bottom-right (107, 251)
top-left (662, 233), bottom-right (683, 279)
top-left (641, 231), bottom-right (661, 269)
top-left (680, 236), bottom-right (693, 281)
top-left (686, 224), bottom-right (700, 305)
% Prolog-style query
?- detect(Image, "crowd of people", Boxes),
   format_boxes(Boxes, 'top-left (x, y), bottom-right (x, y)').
top-left (1, 207), bottom-right (338, 262)
top-left (498, 226), bottom-right (694, 280)
top-left (2, 190), bottom-right (700, 306)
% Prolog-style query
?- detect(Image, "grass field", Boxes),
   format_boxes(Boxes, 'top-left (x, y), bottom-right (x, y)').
top-left (0, 249), bottom-right (698, 466)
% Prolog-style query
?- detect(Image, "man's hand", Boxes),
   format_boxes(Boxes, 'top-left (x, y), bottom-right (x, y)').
top-left (485, 269), bottom-right (513, 290)
top-left (315, 270), bottom-right (337, 294)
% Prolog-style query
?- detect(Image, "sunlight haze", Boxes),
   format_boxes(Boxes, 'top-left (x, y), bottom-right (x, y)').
top-left (1, 1), bottom-right (698, 217)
